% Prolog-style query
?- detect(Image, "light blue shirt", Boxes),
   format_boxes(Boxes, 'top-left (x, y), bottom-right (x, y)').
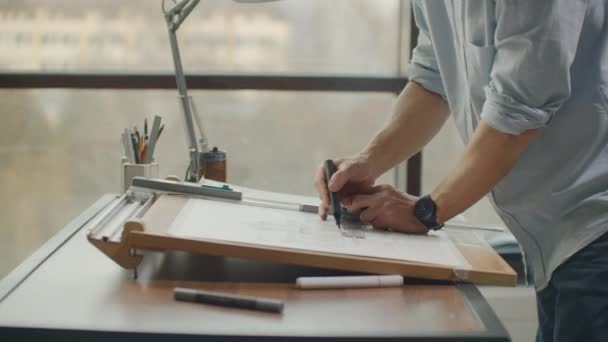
top-left (409, 0), bottom-right (608, 289)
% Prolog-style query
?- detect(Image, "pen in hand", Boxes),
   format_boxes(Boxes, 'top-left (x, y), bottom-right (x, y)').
top-left (324, 159), bottom-right (342, 230)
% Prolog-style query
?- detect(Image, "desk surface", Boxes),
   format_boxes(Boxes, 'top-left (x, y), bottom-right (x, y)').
top-left (0, 195), bottom-right (510, 341)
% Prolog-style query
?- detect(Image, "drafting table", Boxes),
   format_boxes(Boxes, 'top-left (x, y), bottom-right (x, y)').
top-left (85, 178), bottom-right (516, 286)
top-left (0, 194), bottom-right (511, 341)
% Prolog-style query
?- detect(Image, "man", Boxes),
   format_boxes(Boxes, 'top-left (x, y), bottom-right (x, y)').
top-left (314, 1), bottom-right (608, 341)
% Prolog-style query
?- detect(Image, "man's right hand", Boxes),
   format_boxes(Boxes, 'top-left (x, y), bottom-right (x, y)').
top-left (314, 155), bottom-right (376, 220)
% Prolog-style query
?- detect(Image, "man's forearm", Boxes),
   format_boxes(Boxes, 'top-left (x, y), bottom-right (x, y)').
top-left (431, 122), bottom-right (540, 223)
top-left (361, 81), bottom-right (450, 178)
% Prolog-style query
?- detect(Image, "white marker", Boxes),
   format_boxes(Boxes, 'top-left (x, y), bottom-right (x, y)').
top-left (296, 275), bottom-right (404, 289)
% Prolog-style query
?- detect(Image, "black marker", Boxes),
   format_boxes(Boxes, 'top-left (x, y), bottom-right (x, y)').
top-left (324, 159), bottom-right (342, 229)
top-left (174, 287), bottom-right (284, 313)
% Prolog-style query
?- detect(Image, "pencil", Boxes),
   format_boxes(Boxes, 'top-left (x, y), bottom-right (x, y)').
top-left (139, 136), bottom-right (144, 153)
top-left (141, 145), bottom-right (147, 163)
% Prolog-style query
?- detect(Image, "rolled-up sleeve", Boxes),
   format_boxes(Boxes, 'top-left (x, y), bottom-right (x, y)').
top-left (408, 2), bottom-right (446, 99)
top-left (481, 0), bottom-right (588, 135)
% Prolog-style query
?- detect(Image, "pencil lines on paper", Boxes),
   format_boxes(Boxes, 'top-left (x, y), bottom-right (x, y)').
top-left (168, 198), bottom-right (470, 269)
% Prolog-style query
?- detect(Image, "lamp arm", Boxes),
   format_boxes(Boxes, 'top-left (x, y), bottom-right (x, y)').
top-left (163, 0), bottom-right (204, 181)
top-left (164, 0), bottom-right (189, 16)
top-left (161, 0), bottom-right (277, 181)
top-left (171, 0), bottom-right (200, 31)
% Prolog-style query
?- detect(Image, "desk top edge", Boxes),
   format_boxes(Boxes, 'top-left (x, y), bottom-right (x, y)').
top-left (0, 194), bottom-right (510, 342)
top-left (0, 194), bottom-right (117, 302)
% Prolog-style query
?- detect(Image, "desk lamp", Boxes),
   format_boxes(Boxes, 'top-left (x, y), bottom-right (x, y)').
top-left (162, 0), bottom-right (279, 182)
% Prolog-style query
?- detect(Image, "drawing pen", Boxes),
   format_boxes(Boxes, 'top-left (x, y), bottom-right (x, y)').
top-left (324, 159), bottom-right (342, 229)
top-left (144, 117), bottom-right (148, 136)
top-left (130, 133), bottom-right (140, 164)
top-left (134, 126), bottom-right (141, 144)
top-left (174, 287), bottom-right (284, 313)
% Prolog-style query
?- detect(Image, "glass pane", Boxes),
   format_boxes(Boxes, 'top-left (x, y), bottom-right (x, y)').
top-left (0, 89), bottom-right (396, 277)
top-left (0, 0), bottom-right (406, 75)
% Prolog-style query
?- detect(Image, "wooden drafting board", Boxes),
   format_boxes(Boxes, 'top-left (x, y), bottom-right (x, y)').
top-left (87, 184), bottom-right (516, 286)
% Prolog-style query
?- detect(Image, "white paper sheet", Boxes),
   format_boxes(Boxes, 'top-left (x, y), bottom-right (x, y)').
top-left (168, 197), bottom-right (470, 269)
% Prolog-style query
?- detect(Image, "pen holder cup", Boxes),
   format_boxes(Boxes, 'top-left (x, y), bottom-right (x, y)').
top-left (121, 160), bottom-right (160, 193)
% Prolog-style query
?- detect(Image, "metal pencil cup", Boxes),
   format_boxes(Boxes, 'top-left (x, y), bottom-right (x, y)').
top-left (121, 160), bottom-right (160, 193)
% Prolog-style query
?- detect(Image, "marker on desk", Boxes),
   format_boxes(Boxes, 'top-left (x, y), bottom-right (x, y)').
top-left (174, 287), bottom-right (284, 314)
top-left (296, 275), bottom-right (404, 290)
top-left (324, 159), bottom-right (342, 230)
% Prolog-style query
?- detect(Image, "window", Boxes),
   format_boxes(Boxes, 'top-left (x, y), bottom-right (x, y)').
top-left (0, 0), bottom-right (408, 75)
top-left (0, 0), bottom-right (411, 277)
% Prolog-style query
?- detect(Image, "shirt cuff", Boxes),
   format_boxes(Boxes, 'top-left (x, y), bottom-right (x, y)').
top-left (480, 86), bottom-right (554, 135)
top-left (407, 62), bottom-right (446, 99)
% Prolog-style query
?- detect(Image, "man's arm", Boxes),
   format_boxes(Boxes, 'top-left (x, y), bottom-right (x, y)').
top-left (316, 81), bottom-right (449, 220)
top-left (342, 119), bottom-right (540, 234)
top-left (431, 122), bottom-right (540, 223)
top-left (334, 0), bottom-right (587, 233)
top-left (360, 2), bottom-right (450, 178)
top-left (362, 81), bottom-right (450, 178)
top-left (315, 81), bottom-right (449, 220)
top-left (316, 1), bottom-right (450, 221)
top-left (330, 1), bottom-right (450, 184)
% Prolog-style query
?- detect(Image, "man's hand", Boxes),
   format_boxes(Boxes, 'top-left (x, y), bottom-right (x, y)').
top-left (313, 82), bottom-right (449, 225)
top-left (343, 185), bottom-right (428, 234)
top-left (314, 155), bottom-right (375, 220)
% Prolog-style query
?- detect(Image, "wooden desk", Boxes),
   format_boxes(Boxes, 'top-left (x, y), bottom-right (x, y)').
top-left (0, 195), bottom-right (510, 341)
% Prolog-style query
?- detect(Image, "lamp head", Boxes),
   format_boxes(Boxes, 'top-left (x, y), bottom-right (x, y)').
top-left (232, 0), bottom-right (281, 3)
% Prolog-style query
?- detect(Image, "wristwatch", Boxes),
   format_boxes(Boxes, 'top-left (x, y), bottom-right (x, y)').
top-left (413, 195), bottom-right (444, 231)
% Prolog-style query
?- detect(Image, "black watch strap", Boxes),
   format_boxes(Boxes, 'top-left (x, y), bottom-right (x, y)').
top-left (413, 195), bottom-right (444, 231)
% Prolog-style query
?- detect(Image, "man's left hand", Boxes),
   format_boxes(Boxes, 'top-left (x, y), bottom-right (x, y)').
top-left (342, 185), bottom-right (428, 234)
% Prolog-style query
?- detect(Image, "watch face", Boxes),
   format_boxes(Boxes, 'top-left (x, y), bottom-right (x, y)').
top-left (415, 196), bottom-right (438, 229)
top-left (421, 199), bottom-right (434, 218)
